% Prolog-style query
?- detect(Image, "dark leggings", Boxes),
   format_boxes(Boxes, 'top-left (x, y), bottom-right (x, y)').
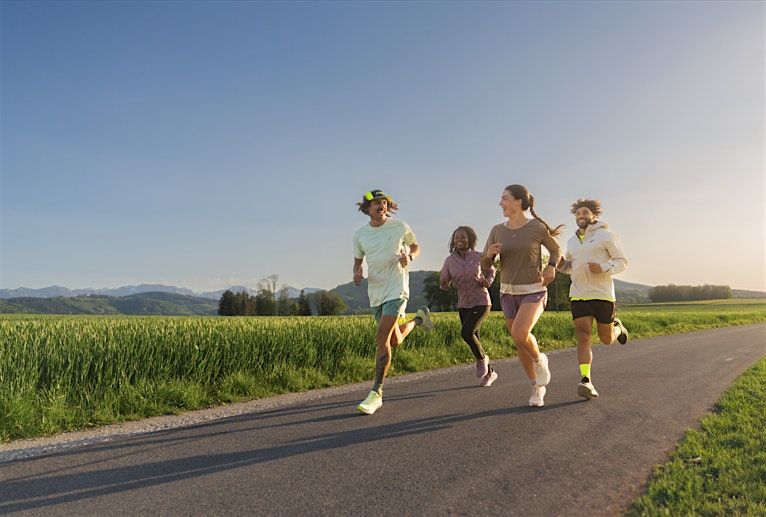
top-left (458, 305), bottom-right (491, 360)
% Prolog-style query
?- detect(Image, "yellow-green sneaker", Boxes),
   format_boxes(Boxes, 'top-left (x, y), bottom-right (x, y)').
top-left (357, 391), bottom-right (383, 415)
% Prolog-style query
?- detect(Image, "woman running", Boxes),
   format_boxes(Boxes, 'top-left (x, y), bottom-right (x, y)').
top-left (481, 184), bottom-right (563, 407)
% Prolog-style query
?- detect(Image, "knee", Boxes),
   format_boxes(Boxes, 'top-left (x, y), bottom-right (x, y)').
top-left (390, 335), bottom-right (402, 348)
top-left (511, 330), bottom-right (529, 345)
top-left (461, 328), bottom-right (475, 343)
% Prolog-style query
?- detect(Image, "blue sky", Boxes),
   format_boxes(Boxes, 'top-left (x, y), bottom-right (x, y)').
top-left (1, 1), bottom-right (764, 292)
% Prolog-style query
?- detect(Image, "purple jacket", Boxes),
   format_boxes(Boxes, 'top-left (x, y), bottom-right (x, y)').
top-left (440, 250), bottom-right (495, 308)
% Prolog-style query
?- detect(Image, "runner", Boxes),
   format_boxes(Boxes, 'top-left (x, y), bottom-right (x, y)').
top-left (440, 226), bottom-right (498, 387)
top-left (481, 184), bottom-right (563, 407)
top-left (353, 189), bottom-right (433, 415)
top-left (557, 198), bottom-right (629, 400)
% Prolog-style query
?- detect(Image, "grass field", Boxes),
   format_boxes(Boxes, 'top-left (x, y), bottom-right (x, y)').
top-left (628, 357), bottom-right (766, 516)
top-left (1, 300), bottom-right (764, 442)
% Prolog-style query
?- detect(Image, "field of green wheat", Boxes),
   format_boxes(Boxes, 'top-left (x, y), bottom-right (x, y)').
top-left (1, 300), bottom-right (764, 441)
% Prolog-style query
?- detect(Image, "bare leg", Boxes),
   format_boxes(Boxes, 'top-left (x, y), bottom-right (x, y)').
top-left (596, 321), bottom-right (620, 344)
top-left (390, 318), bottom-right (417, 348)
top-left (373, 316), bottom-right (399, 387)
top-left (575, 316), bottom-right (595, 367)
top-left (507, 301), bottom-right (546, 381)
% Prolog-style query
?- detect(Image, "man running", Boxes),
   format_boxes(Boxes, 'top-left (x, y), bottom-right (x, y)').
top-left (353, 189), bottom-right (432, 415)
top-left (557, 198), bottom-right (629, 400)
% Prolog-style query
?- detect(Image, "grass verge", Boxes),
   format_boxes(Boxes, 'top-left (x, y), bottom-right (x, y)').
top-left (627, 357), bottom-right (766, 516)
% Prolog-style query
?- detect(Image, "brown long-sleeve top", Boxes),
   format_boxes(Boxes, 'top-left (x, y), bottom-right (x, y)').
top-left (481, 219), bottom-right (561, 294)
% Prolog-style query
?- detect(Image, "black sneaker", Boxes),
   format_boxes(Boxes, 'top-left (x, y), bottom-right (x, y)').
top-left (614, 317), bottom-right (628, 345)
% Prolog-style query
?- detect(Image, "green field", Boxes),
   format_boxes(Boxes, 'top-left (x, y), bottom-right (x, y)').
top-left (1, 300), bottom-right (764, 442)
top-left (628, 357), bottom-right (766, 516)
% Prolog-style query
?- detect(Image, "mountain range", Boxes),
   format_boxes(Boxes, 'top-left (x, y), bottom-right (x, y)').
top-left (0, 284), bottom-right (322, 300)
top-left (1, 276), bottom-right (763, 316)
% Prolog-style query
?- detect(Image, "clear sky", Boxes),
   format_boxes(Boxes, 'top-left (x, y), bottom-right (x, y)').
top-left (1, 1), bottom-right (764, 293)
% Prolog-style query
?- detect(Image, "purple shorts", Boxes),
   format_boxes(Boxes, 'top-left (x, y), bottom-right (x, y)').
top-left (500, 291), bottom-right (548, 319)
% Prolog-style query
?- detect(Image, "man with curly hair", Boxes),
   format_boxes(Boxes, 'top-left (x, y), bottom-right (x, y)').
top-left (353, 189), bottom-right (433, 415)
top-left (557, 198), bottom-right (629, 400)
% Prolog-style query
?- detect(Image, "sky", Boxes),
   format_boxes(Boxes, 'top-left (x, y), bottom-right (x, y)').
top-left (1, 1), bottom-right (764, 293)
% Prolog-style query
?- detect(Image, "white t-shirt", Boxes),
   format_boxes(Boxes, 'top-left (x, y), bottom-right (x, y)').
top-left (353, 218), bottom-right (417, 307)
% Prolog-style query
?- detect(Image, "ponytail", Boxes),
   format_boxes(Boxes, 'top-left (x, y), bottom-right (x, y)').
top-left (506, 185), bottom-right (564, 237)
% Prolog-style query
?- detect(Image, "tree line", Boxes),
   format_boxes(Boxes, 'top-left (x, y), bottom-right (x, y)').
top-left (218, 275), bottom-right (347, 316)
top-left (648, 284), bottom-right (732, 302)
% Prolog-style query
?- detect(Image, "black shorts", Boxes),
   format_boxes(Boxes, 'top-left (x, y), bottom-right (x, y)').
top-left (571, 300), bottom-right (615, 324)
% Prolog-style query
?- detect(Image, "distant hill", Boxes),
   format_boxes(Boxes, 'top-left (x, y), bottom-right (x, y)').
top-left (732, 289), bottom-right (766, 299)
top-left (1, 279), bottom-right (761, 315)
top-left (0, 292), bottom-right (218, 316)
top-left (0, 284), bottom-right (323, 300)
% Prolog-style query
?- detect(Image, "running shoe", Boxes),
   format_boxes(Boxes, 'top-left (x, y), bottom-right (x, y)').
top-left (415, 306), bottom-right (433, 333)
top-left (529, 385), bottom-right (546, 407)
top-left (480, 370), bottom-right (498, 387)
top-left (614, 317), bottom-right (629, 345)
top-left (476, 355), bottom-right (489, 378)
top-left (357, 391), bottom-right (383, 415)
top-left (577, 378), bottom-right (599, 399)
top-left (534, 352), bottom-right (551, 386)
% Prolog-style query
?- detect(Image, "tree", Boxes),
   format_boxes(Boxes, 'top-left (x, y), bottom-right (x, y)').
top-left (317, 290), bottom-right (347, 316)
top-left (218, 290), bottom-right (237, 316)
top-left (297, 289), bottom-right (312, 316)
top-left (648, 284), bottom-right (732, 302)
top-left (546, 272), bottom-right (571, 311)
top-left (423, 271), bottom-right (456, 312)
top-left (255, 280), bottom-right (275, 315)
top-left (266, 274), bottom-right (279, 315)
top-left (276, 284), bottom-right (290, 315)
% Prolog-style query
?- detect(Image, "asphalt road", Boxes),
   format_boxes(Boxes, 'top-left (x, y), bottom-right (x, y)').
top-left (1, 324), bottom-right (764, 516)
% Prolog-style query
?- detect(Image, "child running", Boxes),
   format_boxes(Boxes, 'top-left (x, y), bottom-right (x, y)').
top-left (440, 226), bottom-right (498, 387)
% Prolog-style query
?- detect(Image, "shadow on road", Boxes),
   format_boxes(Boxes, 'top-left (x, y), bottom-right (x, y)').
top-left (0, 397), bottom-right (579, 513)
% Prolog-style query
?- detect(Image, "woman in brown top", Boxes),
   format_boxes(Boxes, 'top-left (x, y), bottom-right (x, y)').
top-left (481, 184), bottom-right (563, 407)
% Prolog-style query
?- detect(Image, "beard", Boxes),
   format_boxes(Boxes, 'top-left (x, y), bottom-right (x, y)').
top-left (577, 219), bottom-right (592, 229)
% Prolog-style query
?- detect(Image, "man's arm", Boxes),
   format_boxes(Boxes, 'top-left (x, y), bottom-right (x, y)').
top-left (399, 242), bottom-right (420, 267)
top-left (602, 233), bottom-right (627, 275)
top-left (353, 257), bottom-right (364, 285)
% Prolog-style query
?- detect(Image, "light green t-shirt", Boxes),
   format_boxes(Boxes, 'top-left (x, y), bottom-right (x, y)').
top-left (353, 218), bottom-right (416, 308)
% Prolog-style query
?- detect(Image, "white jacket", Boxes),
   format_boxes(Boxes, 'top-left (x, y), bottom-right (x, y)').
top-left (558, 221), bottom-right (627, 301)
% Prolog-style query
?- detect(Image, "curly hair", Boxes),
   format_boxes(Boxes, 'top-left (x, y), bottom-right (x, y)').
top-left (449, 226), bottom-right (478, 254)
top-left (570, 198), bottom-right (603, 217)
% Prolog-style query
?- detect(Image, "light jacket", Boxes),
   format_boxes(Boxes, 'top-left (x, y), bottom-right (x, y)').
top-left (557, 221), bottom-right (627, 301)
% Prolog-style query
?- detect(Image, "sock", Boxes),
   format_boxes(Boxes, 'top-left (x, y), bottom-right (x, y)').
top-left (579, 363), bottom-right (591, 381)
top-left (372, 383), bottom-right (382, 396)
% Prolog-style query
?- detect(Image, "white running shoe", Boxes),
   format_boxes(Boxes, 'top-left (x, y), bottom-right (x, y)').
top-left (415, 306), bottom-right (433, 333)
top-left (534, 352), bottom-right (551, 386)
top-left (357, 391), bottom-right (383, 415)
top-left (476, 356), bottom-right (489, 378)
top-left (577, 379), bottom-right (599, 399)
top-left (529, 385), bottom-right (546, 407)
top-left (480, 370), bottom-right (498, 387)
